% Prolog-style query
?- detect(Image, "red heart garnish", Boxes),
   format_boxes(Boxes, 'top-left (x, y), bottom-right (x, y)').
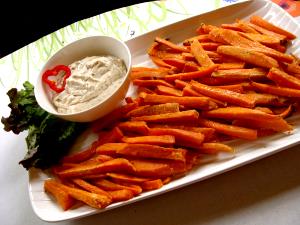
top-left (42, 65), bottom-right (71, 93)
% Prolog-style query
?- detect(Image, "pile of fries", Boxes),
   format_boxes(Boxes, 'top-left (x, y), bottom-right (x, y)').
top-left (45, 15), bottom-right (300, 211)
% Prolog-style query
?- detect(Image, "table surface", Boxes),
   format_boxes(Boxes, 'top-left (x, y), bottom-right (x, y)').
top-left (1, 1), bottom-right (300, 225)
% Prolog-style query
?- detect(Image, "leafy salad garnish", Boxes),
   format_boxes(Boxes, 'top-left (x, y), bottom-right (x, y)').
top-left (1, 81), bottom-right (86, 170)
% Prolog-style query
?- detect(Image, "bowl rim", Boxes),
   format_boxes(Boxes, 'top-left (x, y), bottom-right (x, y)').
top-left (34, 35), bottom-right (132, 117)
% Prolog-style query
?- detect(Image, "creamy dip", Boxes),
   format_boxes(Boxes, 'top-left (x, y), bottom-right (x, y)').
top-left (53, 56), bottom-right (126, 114)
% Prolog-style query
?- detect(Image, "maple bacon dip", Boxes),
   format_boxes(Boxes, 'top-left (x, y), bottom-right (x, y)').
top-left (53, 56), bottom-right (127, 114)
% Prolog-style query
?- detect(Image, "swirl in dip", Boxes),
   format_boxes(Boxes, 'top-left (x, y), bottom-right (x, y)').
top-left (53, 56), bottom-right (126, 114)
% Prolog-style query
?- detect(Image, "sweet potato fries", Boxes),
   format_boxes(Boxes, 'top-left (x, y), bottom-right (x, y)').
top-left (45, 15), bottom-right (299, 211)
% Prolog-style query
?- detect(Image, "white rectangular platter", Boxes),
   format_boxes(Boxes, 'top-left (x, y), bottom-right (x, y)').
top-left (29, 0), bottom-right (300, 222)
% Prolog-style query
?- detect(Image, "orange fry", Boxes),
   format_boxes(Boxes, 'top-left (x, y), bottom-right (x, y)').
top-left (141, 179), bottom-right (163, 191)
top-left (163, 58), bottom-right (186, 71)
top-left (150, 56), bottom-right (177, 69)
top-left (141, 93), bottom-right (218, 110)
top-left (190, 39), bottom-right (214, 67)
top-left (148, 127), bottom-right (205, 149)
top-left (267, 67), bottom-right (300, 89)
top-left (217, 62), bottom-right (245, 70)
top-left (78, 155), bottom-right (114, 166)
top-left (198, 143), bottom-right (234, 154)
top-left (108, 189), bottom-right (134, 202)
top-left (44, 179), bottom-right (75, 211)
top-left (116, 144), bottom-right (187, 162)
top-left (61, 145), bottom-right (96, 164)
top-left (164, 65), bottom-right (218, 81)
top-left (130, 159), bottom-right (173, 178)
top-left (202, 106), bottom-right (283, 121)
top-left (210, 28), bottom-right (292, 63)
top-left (221, 23), bottom-right (243, 31)
top-left (58, 158), bottom-right (135, 178)
top-left (127, 103), bottom-right (180, 117)
top-left (107, 173), bottom-right (151, 184)
top-left (278, 105), bottom-right (294, 118)
top-left (191, 80), bottom-right (255, 108)
top-left (71, 178), bottom-right (112, 199)
top-left (182, 84), bottom-right (228, 106)
top-left (250, 15), bottom-right (296, 40)
top-left (238, 32), bottom-right (282, 46)
top-left (174, 79), bottom-right (189, 89)
top-left (130, 70), bottom-right (169, 80)
top-left (96, 127), bottom-right (124, 146)
top-left (155, 37), bottom-right (189, 52)
top-left (156, 85), bottom-right (183, 97)
top-left (214, 84), bottom-right (244, 93)
top-left (93, 179), bottom-right (142, 195)
top-left (202, 107), bottom-right (292, 131)
top-left (246, 92), bottom-right (279, 106)
top-left (232, 118), bottom-right (291, 132)
top-left (54, 180), bottom-right (112, 209)
top-left (217, 46), bottom-right (279, 69)
top-left (212, 68), bottom-right (267, 79)
top-left (182, 61), bottom-right (200, 72)
top-left (183, 34), bottom-right (212, 45)
top-left (251, 81), bottom-right (300, 97)
top-left (236, 19), bottom-right (260, 34)
top-left (198, 118), bottom-right (257, 140)
top-left (248, 22), bottom-right (287, 40)
top-left (133, 79), bottom-right (174, 88)
top-left (118, 121), bottom-right (149, 134)
top-left (96, 143), bottom-right (128, 155)
top-left (122, 135), bottom-right (175, 146)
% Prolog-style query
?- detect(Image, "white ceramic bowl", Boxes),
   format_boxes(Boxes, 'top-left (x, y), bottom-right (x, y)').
top-left (35, 36), bottom-right (132, 122)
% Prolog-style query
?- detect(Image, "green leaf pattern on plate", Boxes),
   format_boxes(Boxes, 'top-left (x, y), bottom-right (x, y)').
top-left (0, 0), bottom-right (244, 90)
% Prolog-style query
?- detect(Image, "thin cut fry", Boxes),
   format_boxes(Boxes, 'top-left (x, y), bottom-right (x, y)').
top-left (202, 107), bottom-right (292, 131)
top-left (127, 103), bottom-right (180, 117)
top-left (133, 79), bottom-right (174, 88)
top-left (250, 15), bottom-right (296, 40)
top-left (198, 143), bottom-right (234, 154)
top-left (210, 28), bottom-right (293, 63)
top-left (217, 46), bottom-right (279, 68)
top-left (198, 118), bottom-right (257, 140)
top-left (148, 127), bottom-right (205, 149)
top-left (141, 179), bottom-right (163, 191)
top-left (44, 179), bottom-right (75, 211)
top-left (156, 85), bottom-right (183, 97)
top-left (130, 159), bottom-right (173, 178)
top-left (267, 67), bottom-right (300, 89)
top-left (190, 39), bottom-right (214, 67)
top-left (116, 144), bottom-right (187, 162)
top-left (155, 37), bottom-right (189, 52)
top-left (55, 180), bottom-right (112, 209)
top-left (191, 80), bottom-right (255, 108)
top-left (93, 179), bottom-right (142, 195)
top-left (108, 189), bottom-right (134, 202)
top-left (106, 173), bottom-right (151, 184)
top-left (251, 81), bottom-right (300, 97)
top-left (217, 62), bottom-right (245, 70)
top-left (122, 135), bottom-right (175, 146)
top-left (118, 121), bottom-right (149, 134)
top-left (164, 65), bottom-right (218, 81)
top-left (211, 68), bottom-right (267, 79)
top-left (61, 145), bottom-right (96, 164)
top-left (57, 158), bottom-right (135, 178)
top-left (141, 93), bottom-right (218, 110)
top-left (71, 178), bottom-right (112, 199)
top-left (163, 58), bottom-right (186, 71)
top-left (248, 22), bottom-right (287, 40)
top-left (96, 143), bottom-right (128, 155)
